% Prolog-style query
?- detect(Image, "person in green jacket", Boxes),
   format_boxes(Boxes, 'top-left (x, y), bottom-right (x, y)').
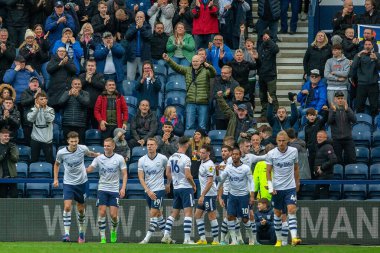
top-left (0, 129), bottom-right (19, 198)
top-left (163, 52), bottom-right (216, 130)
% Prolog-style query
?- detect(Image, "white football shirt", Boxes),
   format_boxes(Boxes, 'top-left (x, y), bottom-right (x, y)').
top-left (198, 159), bottom-right (217, 196)
top-left (227, 153), bottom-right (266, 168)
top-left (217, 163), bottom-right (254, 196)
top-left (138, 153), bottom-right (168, 192)
top-left (168, 152), bottom-right (192, 189)
top-left (219, 160), bottom-right (230, 195)
top-left (56, 145), bottom-right (89, 185)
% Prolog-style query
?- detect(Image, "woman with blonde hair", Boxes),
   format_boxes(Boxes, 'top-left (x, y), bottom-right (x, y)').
top-left (19, 29), bottom-right (44, 73)
top-left (78, 23), bottom-right (96, 63)
top-left (158, 106), bottom-right (184, 136)
top-left (303, 31), bottom-right (332, 79)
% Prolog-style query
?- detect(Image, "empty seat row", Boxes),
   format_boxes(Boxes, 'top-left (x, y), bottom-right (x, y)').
top-left (333, 163), bottom-right (380, 180)
top-left (299, 184), bottom-right (380, 200)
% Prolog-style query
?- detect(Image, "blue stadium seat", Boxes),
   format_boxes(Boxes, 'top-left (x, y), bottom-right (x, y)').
top-left (370, 147), bottom-right (380, 164)
top-left (333, 164), bottom-right (344, 180)
top-left (355, 113), bottom-right (373, 126)
top-left (18, 145), bottom-right (31, 163)
top-left (329, 184), bottom-right (342, 200)
top-left (131, 146), bottom-right (148, 163)
top-left (165, 81), bottom-right (186, 93)
top-left (184, 129), bottom-right (195, 137)
top-left (213, 146), bottom-right (222, 163)
top-left (353, 123), bottom-right (372, 133)
top-left (15, 127), bottom-right (24, 144)
top-left (373, 129), bottom-right (380, 147)
top-left (122, 80), bottom-right (138, 96)
top-left (124, 95), bottom-right (138, 109)
top-left (86, 145), bottom-right (104, 158)
top-left (128, 106), bottom-right (137, 119)
top-left (51, 183), bottom-right (63, 199)
top-left (298, 184), bottom-right (316, 200)
top-left (128, 162), bottom-right (139, 178)
top-left (53, 123), bottom-right (61, 146)
top-left (370, 164), bottom-right (380, 179)
top-left (353, 130), bottom-right (371, 147)
top-left (208, 130), bottom-right (226, 146)
top-left (125, 122), bottom-right (132, 140)
top-left (343, 184), bottom-right (367, 200)
top-left (16, 162), bottom-right (28, 178)
top-left (29, 162), bottom-right (53, 178)
top-left (344, 164), bottom-right (368, 180)
top-left (165, 93), bottom-right (186, 107)
top-left (367, 185), bottom-right (380, 200)
top-left (355, 147), bottom-right (370, 164)
top-left (298, 130), bottom-right (305, 140)
top-left (17, 183), bottom-right (25, 197)
top-left (88, 183), bottom-right (98, 199)
top-left (126, 183), bottom-right (145, 199)
top-left (167, 74), bottom-right (185, 84)
top-left (26, 183), bottom-right (50, 198)
top-left (154, 64), bottom-right (167, 77)
top-left (39, 146), bottom-right (57, 162)
top-left (85, 129), bottom-right (103, 146)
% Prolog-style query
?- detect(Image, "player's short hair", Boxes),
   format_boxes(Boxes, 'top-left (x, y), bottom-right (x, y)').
top-left (221, 145), bottom-right (232, 152)
top-left (200, 144), bottom-right (211, 153)
top-left (306, 108), bottom-right (317, 116)
top-left (104, 137), bottom-right (115, 145)
top-left (232, 145), bottom-right (241, 154)
top-left (234, 86), bottom-right (245, 93)
top-left (67, 131), bottom-right (79, 139)
top-left (285, 128), bottom-right (297, 139)
top-left (238, 138), bottom-right (249, 146)
top-left (147, 138), bottom-right (157, 144)
top-left (98, 0), bottom-right (107, 7)
top-left (261, 125), bottom-right (273, 135)
top-left (277, 130), bottom-right (289, 140)
top-left (178, 136), bottom-right (190, 146)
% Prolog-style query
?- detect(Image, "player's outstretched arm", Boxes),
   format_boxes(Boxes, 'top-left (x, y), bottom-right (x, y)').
top-left (53, 161), bottom-right (60, 188)
top-left (120, 169), bottom-right (127, 198)
top-left (86, 165), bottom-right (94, 173)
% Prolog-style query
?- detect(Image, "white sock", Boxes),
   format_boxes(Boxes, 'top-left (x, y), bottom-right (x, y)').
top-left (274, 215), bottom-right (282, 241)
top-left (77, 211), bottom-right (85, 234)
top-left (211, 219), bottom-right (219, 242)
top-left (184, 217), bottom-right (192, 241)
top-left (196, 218), bottom-right (206, 240)
top-left (98, 216), bottom-right (106, 239)
top-left (227, 220), bottom-right (237, 244)
top-left (111, 216), bottom-right (119, 232)
top-left (288, 214), bottom-right (298, 239)
top-left (221, 217), bottom-right (228, 242)
top-left (164, 216), bottom-right (175, 236)
top-left (63, 211), bottom-right (71, 235)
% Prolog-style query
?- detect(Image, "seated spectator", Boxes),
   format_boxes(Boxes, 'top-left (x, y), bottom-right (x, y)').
top-left (126, 0), bottom-right (151, 16)
top-left (94, 79), bottom-right (128, 139)
top-left (147, 0), bottom-right (175, 35)
top-left (342, 27), bottom-right (359, 61)
top-left (286, 128), bottom-right (311, 180)
top-left (158, 106), bottom-right (185, 137)
top-left (358, 0), bottom-right (380, 24)
top-left (20, 77), bottom-right (41, 146)
top-left (91, 1), bottom-right (115, 41)
top-left (267, 93), bottom-right (298, 137)
top-left (129, 100), bottom-right (158, 148)
top-left (0, 129), bottom-right (19, 198)
top-left (297, 69), bottom-right (327, 115)
top-left (155, 121), bottom-right (179, 158)
top-left (114, 8), bottom-right (135, 42)
top-left (216, 91), bottom-right (256, 142)
top-left (3, 55), bottom-right (42, 105)
top-left (313, 130), bottom-right (337, 199)
top-left (0, 28), bottom-right (16, 82)
top-left (52, 27), bottom-right (84, 75)
top-left (135, 61), bottom-right (162, 113)
top-left (358, 28), bottom-right (379, 52)
top-left (27, 92), bottom-right (55, 165)
top-left (163, 53), bottom-right (216, 130)
top-left (46, 47), bottom-right (76, 111)
top-left (151, 22), bottom-right (169, 66)
top-left (232, 86), bottom-right (254, 118)
top-left (94, 32), bottom-right (125, 95)
top-left (0, 84), bottom-right (15, 106)
top-left (327, 91), bottom-right (356, 165)
top-left (172, 0), bottom-right (193, 34)
top-left (113, 127), bottom-right (131, 163)
top-left (324, 44), bottom-right (350, 104)
top-left (19, 29), bottom-right (45, 74)
top-left (78, 23), bottom-right (97, 63)
top-left (206, 34), bottom-right (233, 75)
top-left (250, 132), bottom-right (265, 155)
top-left (212, 65), bottom-right (239, 130)
top-left (0, 98), bottom-right (20, 139)
top-left (332, 0), bottom-right (357, 38)
top-left (166, 22), bottom-right (196, 73)
top-left (254, 198), bottom-right (276, 245)
top-left (125, 11), bottom-right (152, 81)
top-left (58, 78), bottom-right (90, 144)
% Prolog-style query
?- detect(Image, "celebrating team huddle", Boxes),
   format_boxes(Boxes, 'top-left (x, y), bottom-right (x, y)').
top-left (54, 130), bottom-right (301, 246)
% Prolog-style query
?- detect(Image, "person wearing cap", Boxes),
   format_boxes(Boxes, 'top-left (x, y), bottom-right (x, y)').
top-left (45, 1), bottom-right (76, 46)
top-left (113, 127), bottom-right (131, 162)
top-left (324, 43), bottom-right (350, 104)
top-left (94, 31), bottom-right (125, 94)
top-left (0, 128), bottom-right (19, 198)
top-left (296, 68), bottom-right (327, 115)
top-left (3, 54), bottom-right (42, 105)
top-left (19, 29), bottom-right (45, 74)
top-left (91, 1), bottom-right (115, 40)
top-left (0, 28), bottom-right (16, 82)
top-left (52, 27), bottom-right (84, 75)
top-left (327, 91), bottom-right (357, 165)
top-left (155, 121), bottom-right (179, 158)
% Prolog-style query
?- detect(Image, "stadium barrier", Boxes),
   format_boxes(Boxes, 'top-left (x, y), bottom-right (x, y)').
top-left (0, 198), bottom-right (379, 244)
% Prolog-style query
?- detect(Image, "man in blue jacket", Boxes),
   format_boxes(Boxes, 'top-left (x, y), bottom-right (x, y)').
top-left (206, 34), bottom-right (233, 75)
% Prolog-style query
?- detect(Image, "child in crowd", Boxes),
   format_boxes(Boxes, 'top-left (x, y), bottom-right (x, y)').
top-left (254, 198), bottom-right (276, 245)
top-left (113, 128), bottom-right (131, 163)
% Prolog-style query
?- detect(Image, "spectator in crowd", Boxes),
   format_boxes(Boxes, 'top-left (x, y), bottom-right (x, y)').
top-left (114, 8), bottom-right (135, 42)
top-left (351, 40), bottom-right (380, 116)
top-left (158, 106), bottom-right (185, 137)
top-left (45, 1), bottom-right (76, 46)
top-left (232, 86), bottom-right (254, 118)
top-left (297, 69), bottom-right (327, 115)
top-left (172, 0), bottom-right (193, 34)
top-left (91, 1), bottom-right (115, 41)
top-left (327, 91), bottom-right (356, 165)
top-left (257, 30), bottom-right (279, 119)
top-left (46, 47), bottom-right (76, 110)
top-left (0, 129), bottom-right (19, 198)
top-left (358, 28), bottom-right (379, 52)
top-left (279, 0), bottom-right (299, 35)
top-left (0, 84), bottom-right (15, 108)
top-left (342, 27), bottom-right (359, 61)
top-left (3, 55), bottom-right (42, 105)
top-left (148, 0), bottom-right (175, 35)
top-left (135, 61), bottom-right (162, 113)
top-left (0, 28), bottom-right (16, 82)
top-left (20, 77), bottom-right (41, 146)
top-left (78, 23), bottom-right (96, 63)
top-left (206, 34), bottom-right (233, 75)
top-left (155, 121), bottom-right (179, 158)
top-left (52, 27), bottom-right (84, 75)
top-left (94, 79), bottom-right (128, 139)
top-left (27, 91), bottom-right (55, 165)
top-left (166, 22), bottom-right (196, 73)
top-left (216, 91), bottom-right (256, 141)
top-left (250, 132), bottom-right (265, 155)
top-left (106, 0), bottom-right (127, 18)
top-left (313, 130), bottom-right (337, 199)
top-left (125, 11), bottom-right (152, 81)
top-left (79, 59), bottom-right (106, 129)
top-left (33, 24), bottom-right (51, 87)
top-left (267, 93), bottom-right (298, 137)
top-left (163, 53), bottom-right (216, 130)
top-left (286, 128), bottom-right (311, 180)
top-left (255, 0), bottom-right (280, 48)
top-left (303, 31), bottom-right (331, 80)
top-left (259, 125), bottom-right (276, 146)
top-left (298, 0), bottom-right (309, 21)
top-left (94, 31), bottom-right (125, 95)
top-left (254, 198), bottom-right (276, 245)
top-left (79, 0), bottom-right (97, 27)
top-left (129, 100), bottom-right (158, 148)
top-left (223, 135), bottom-right (235, 147)
top-left (18, 29), bottom-right (45, 75)
top-left (58, 78), bottom-right (90, 144)
top-left (30, 0), bottom-right (54, 28)
top-left (197, 47), bottom-right (207, 63)
top-left (324, 44), bottom-right (350, 104)
top-left (150, 22), bottom-right (169, 66)
top-left (113, 127), bottom-right (131, 163)
top-left (212, 65), bottom-right (239, 130)
top-left (332, 0), bottom-right (357, 38)
top-left (359, 0), bottom-right (380, 24)
top-left (126, 0), bottom-right (151, 16)
top-left (192, 0), bottom-right (219, 49)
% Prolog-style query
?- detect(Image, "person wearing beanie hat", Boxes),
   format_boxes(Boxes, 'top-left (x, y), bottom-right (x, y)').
top-left (113, 128), bottom-right (131, 162)
top-left (19, 29), bottom-right (43, 74)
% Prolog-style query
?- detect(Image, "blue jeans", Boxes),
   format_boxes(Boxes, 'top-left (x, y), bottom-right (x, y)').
top-left (194, 34), bottom-right (215, 50)
top-left (186, 103), bottom-right (209, 130)
top-left (168, 57), bottom-right (190, 75)
top-left (280, 0), bottom-right (300, 32)
top-left (256, 19), bottom-right (279, 49)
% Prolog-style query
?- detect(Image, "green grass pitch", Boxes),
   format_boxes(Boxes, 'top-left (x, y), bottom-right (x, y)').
top-left (1, 243), bottom-right (379, 253)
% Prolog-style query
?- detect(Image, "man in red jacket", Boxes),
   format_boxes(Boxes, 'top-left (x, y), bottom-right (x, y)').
top-left (94, 79), bottom-right (128, 139)
top-left (192, 0), bottom-right (219, 49)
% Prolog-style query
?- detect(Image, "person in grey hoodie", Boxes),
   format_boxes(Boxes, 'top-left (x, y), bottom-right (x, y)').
top-left (27, 91), bottom-right (55, 165)
top-left (324, 44), bottom-right (350, 104)
top-left (286, 128), bottom-right (311, 180)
